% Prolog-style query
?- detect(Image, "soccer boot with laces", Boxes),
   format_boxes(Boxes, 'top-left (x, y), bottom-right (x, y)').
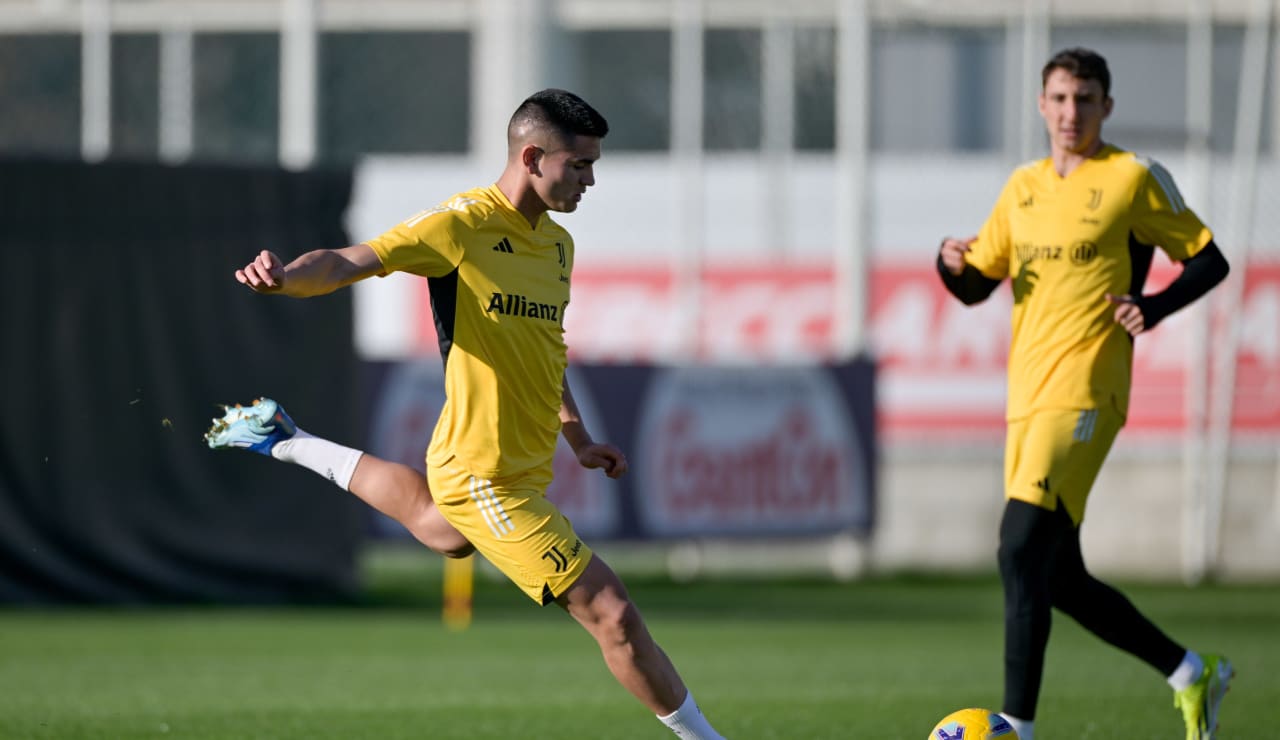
top-left (1174, 654), bottom-right (1234, 740)
top-left (204, 397), bottom-right (296, 455)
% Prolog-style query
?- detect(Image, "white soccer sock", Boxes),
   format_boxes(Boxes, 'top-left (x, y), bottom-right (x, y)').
top-left (1000, 713), bottom-right (1033, 740)
top-left (1167, 650), bottom-right (1204, 691)
top-left (269, 428), bottom-right (363, 491)
top-left (657, 691), bottom-right (726, 740)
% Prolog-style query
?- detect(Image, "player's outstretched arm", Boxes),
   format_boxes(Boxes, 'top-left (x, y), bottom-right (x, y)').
top-left (235, 244), bottom-right (384, 298)
top-left (559, 376), bottom-right (628, 479)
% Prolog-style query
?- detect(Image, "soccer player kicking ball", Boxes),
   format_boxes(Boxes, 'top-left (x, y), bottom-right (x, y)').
top-left (205, 89), bottom-right (726, 740)
top-left (936, 49), bottom-right (1232, 740)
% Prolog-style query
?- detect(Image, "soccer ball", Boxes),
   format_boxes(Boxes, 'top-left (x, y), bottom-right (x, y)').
top-left (928, 708), bottom-right (1019, 740)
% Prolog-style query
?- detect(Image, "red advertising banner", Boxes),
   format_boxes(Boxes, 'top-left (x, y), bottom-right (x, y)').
top-left (403, 259), bottom-right (1280, 439)
top-left (870, 259), bottom-right (1280, 437)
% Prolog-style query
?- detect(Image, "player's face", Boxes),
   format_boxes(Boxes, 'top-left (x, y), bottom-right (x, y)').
top-left (533, 135), bottom-right (600, 213)
top-left (1038, 68), bottom-right (1112, 157)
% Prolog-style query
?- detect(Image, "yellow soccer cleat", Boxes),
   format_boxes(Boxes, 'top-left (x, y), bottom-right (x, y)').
top-left (1174, 654), bottom-right (1234, 740)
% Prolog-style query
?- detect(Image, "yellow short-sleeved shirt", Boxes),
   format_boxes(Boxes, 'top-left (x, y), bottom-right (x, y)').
top-left (366, 184), bottom-right (574, 479)
top-left (965, 145), bottom-right (1213, 421)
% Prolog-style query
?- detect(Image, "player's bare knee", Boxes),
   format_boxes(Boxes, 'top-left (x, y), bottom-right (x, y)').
top-left (410, 514), bottom-right (472, 557)
top-left (591, 597), bottom-right (646, 647)
top-left (440, 541), bottom-right (476, 559)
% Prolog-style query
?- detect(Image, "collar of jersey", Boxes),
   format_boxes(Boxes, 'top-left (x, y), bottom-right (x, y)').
top-left (484, 183), bottom-right (547, 232)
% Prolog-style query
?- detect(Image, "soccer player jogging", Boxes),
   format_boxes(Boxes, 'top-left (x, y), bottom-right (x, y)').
top-left (205, 89), bottom-right (726, 740)
top-left (936, 49), bottom-right (1232, 740)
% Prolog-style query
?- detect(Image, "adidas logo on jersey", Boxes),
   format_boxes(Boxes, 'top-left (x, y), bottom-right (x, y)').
top-left (492, 237), bottom-right (515, 253)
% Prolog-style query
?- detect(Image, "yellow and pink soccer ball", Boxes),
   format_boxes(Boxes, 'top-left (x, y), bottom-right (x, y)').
top-left (928, 708), bottom-right (1019, 740)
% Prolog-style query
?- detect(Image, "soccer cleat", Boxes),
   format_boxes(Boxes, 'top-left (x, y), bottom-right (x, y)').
top-left (204, 397), bottom-right (296, 456)
top-left (1174, 654), bottom-right (1234, 740)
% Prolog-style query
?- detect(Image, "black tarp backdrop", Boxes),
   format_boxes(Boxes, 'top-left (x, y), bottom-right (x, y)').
top-left (0, 159), bottom-right (365, 604)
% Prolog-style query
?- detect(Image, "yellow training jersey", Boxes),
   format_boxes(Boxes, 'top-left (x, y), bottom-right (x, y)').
top-left (366, 184), bottom-right (574, 478)
top-left (965, 145), bottom-right (1213, 421)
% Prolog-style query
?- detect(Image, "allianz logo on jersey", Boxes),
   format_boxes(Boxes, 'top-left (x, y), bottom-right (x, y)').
top-left (1014, 241), bottom-right (1097, 265)
top-left (486, 292), bottom-right (560, 322)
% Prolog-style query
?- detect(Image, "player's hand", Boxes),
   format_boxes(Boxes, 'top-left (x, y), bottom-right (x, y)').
top-left (939, 236), bottom-right (977, 276)
top-left (576, 443), bottom-right (629, 479)
top-left (1105, 293), bottom-right (1146, 335)
top-left (236, 250), bottom-right (287, 293)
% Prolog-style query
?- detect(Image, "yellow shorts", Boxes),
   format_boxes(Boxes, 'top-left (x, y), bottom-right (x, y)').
top-left (427, 456), bottom-right (591, 605)
top-left (1003, 406), bottom-right (1123, 525)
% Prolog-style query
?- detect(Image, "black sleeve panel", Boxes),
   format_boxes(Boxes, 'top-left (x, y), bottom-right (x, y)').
top-left (428, 269), bottom-right (459, 370)
top-left (1135, 241), bottom-right (1230, 330)
top-left (936, 252), bottom-right (1002, 306)
top-left (1127, 235), bottom-right (1156, 297)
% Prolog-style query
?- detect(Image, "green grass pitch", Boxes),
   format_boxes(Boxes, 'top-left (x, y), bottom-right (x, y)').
top-left (0, 556), bottom-right (1274, 739)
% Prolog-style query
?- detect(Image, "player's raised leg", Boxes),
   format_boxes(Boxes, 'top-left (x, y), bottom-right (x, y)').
top-left (345, 454), bottom-right (474, 558)
top-left (205, 398), bottom-right (472, 557)
top-left (559, 556), bottom-right (726, 740)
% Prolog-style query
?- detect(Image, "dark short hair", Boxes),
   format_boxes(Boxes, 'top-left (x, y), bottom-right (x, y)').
top-left (508, 88), bottom-right (609, 145)
top-left (1042, 48), bottom-right (1111, 98)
